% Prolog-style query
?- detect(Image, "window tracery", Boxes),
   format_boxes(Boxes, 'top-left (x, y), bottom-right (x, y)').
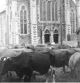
top-left (20, 5), bottom-right (27, 34)
top-left (40, 0), bottom-right (58, 22)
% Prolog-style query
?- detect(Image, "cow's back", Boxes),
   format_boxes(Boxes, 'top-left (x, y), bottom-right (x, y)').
top-left (10, 52), bottom-right (32, 68)
top-left (51, 48), bottom-right (76, 67)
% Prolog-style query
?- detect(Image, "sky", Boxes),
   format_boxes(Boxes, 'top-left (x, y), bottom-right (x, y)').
top-left (0, 0), bottom-right (6, 12)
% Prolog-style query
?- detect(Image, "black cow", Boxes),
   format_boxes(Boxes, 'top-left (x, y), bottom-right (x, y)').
top-left (50, 48), bottom-right (76, 72)
top-left (1, 52), bottom-right (33, 82)
top-left (1, 51), bottom-right (55, 82)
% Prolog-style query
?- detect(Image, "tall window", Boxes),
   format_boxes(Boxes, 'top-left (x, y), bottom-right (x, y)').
top-left (40, 0), bottom-right (43, 21)
top-left (55, 2), bottom-right (58, 21)
top-left (52, 2), bottom-right (55, 21)
top-left (47, 1), bottom-right (51, 21)
top-left (10, 6), bottom-right (12, 20)
top-left (40, 0), bottom-right (46, 21)
top-left (20, 6), bottom-right (27, 34)
top-left (71, 10), bottom-right (75, 33)
top-left (43, 1), bottom-right (46, 21)
top-left (40, 0), bottom-right (58, 21)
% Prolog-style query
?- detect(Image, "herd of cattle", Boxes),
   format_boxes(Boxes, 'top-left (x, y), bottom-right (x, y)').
top-left (0, 46), bottom-right (80, 82)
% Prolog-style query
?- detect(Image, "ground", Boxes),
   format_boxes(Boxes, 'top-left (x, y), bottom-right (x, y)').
top-left (0, 67), bottom-right (79, 82)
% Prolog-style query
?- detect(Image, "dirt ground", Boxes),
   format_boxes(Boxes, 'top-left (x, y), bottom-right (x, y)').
top-left (55, 67), bottom-right (78, 82)
top-left (0, 67), bottom-right (79, 82)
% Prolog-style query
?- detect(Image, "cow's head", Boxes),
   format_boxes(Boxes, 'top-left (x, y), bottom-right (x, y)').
top-left (0, 57), bottom-right (9, 62)
top-left (1, 57), bottom-right (16, 75)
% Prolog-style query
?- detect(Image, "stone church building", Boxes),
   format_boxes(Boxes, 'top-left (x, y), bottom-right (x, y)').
top-left (0, 0), bottom-right (77, 47)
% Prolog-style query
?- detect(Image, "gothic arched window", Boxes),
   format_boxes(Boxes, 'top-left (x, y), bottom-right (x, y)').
top-left (54, 29), bottom-right (58, 34)
top-left (20, 6), bottom-right (27, 34)
top-left (45, 29), bottom-right (50, 34)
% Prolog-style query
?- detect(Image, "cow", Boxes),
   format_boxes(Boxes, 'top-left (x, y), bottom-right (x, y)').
top-left (50, 48), bottom-right (76, 72)
top-left (1, 51), bottom-right (55, 82)
top-left (69, 52), bottom-right (80, 79)
top-left (0, 51), bottom-right (33, 82)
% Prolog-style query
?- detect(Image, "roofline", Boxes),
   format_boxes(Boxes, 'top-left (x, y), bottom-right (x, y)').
top-left (0, 10), bottom-right (6, 14)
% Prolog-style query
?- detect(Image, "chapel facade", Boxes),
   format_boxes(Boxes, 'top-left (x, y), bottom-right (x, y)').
top-left (0, 0), bottom-right (77, 47)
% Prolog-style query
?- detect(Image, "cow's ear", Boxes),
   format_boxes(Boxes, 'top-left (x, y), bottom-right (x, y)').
top-left (1, 57), bottom-right (7, 61)
top-left (1, 57), bottom-right (4, 61)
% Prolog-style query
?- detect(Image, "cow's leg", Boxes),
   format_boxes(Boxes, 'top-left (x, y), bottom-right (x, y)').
top-left (24, 75), bottom-right (29, 82)
top-left (71, 70), bottom-right (74, 78)
top-left (63, 65), bottom-right (69, 73)
top-left (63, 66), bottom-right (65, 73)
top-left (24, 73), bottom-right (32, 82)
top-left (23, 68), bottom-right (33, 82)
top-left (16, 71), bottom-right (23, 81)
top-left (32, 72), bottom-right (36, 80)
top-left (70, 69), bottom-right (76, 79)
top-left (6, 71), bottom-right (12, 77)
top-left (46, 67), bottom-right (55, 82)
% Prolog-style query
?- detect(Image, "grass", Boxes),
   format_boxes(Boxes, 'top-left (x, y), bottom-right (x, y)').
top-left (0, 67), bottom-right (79, 82)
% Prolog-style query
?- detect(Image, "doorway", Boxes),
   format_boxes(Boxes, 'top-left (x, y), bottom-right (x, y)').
top-left (44, 29), bottom-right (50, 43)
top-left (44, 34), bottom-right (50, 43)
top-left (53, 30), bottom-right (59, 44)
